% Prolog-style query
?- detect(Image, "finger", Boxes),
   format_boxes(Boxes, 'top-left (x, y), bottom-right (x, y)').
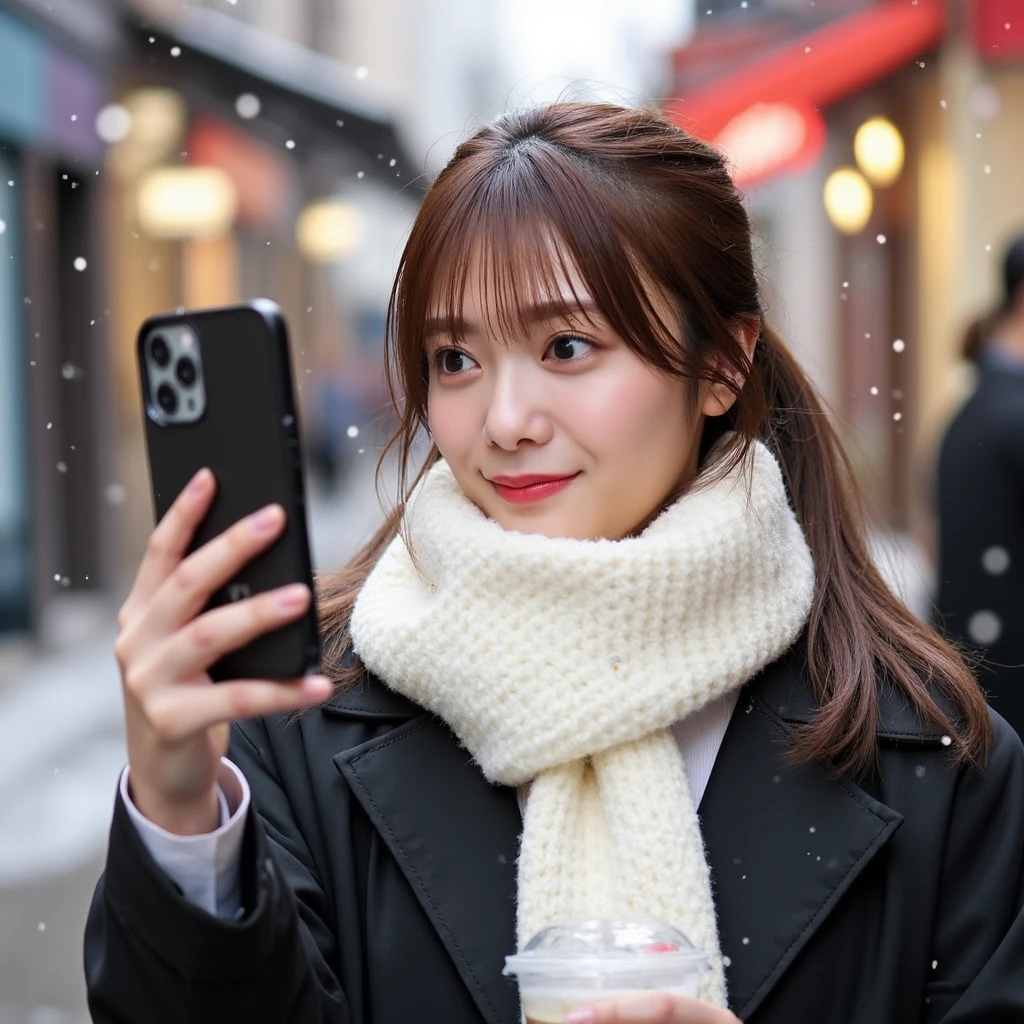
top-left (144, 675), bottom-right (334, 745)
top-left (121, 469), bottom-right (216, 624)
top-left (143, 502), bottom-right (288, 641)
top-left (567, 994), bottom-right (739, 1024)
top-left (134, 583), bottom-right (314, 687)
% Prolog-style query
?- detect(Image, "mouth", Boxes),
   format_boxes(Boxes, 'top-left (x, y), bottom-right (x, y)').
top-left (487, 472), bottom-right (580, 505)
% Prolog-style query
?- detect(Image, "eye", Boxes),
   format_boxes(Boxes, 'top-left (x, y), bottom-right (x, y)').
top-left (546, 335), bottom-right (594, 362)
top-left (433, 348), bottom-right (478, 375)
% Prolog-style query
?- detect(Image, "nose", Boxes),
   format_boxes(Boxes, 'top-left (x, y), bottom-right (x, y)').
top-left (482, 363), bottom-right (553, 450)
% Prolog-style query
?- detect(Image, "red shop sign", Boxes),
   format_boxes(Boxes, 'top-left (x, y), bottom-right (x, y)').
top-left (971, 0), bottom-right (1024, 61)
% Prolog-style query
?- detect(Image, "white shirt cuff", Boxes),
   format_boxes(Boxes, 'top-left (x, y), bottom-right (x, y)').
top-left (120, 758), bottom-right (250, 918)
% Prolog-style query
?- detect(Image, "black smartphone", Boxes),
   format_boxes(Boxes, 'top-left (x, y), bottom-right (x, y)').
top-left (136, 299), bottom-right (321, 682)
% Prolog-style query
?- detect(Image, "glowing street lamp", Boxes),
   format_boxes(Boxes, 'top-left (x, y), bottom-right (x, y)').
top-left (136, 167), bottom-right (238, 240)
top-left (854, 117), bottom-right (905, 188)
top-left (823, 167), bottom-right (874, 234)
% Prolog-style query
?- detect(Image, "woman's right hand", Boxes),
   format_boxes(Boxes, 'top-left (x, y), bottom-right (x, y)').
top-left (114, 468), bottom-right (333, 836)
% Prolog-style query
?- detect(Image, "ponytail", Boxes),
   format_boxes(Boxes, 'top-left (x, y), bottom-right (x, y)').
top-left (751, 326), bottom-right (991, 774)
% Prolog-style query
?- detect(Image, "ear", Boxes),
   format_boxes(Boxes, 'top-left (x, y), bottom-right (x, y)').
top-left (699, 319), bottom-right (760, 418)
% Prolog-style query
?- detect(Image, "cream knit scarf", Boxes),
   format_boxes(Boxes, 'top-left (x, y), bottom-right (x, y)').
top-left (349, 440), bottom-right (815, 1007)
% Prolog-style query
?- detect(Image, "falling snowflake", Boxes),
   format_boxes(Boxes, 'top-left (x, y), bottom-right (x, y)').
top-left (357, 171), bottom-right (365, 179)
top-left (346, 425), bottom-right (360, 439)
top-left (0, 220), bottom-right (5, 236)
top-left (170, 46), bottom-right (182, 57)
top-left (893, 339), bottom-right (905, 353)
top-left (876, 234), bottom-right (887, 244)
top-left (285, 140), bottom-right (296, 150)
top-left (981, 546), bottom-right (1010, 575)
top-left (61, 362), bottom-right (81, 380)
top-left (105, 483), bottom-right (127, 506)
top-left (355, 66), bottom-right (369, 80)
top-left (870, 386), bottom-right (879, 395)
top-left (893, 412), bottom-right (902, 422)
top-left (235, 93), bottom-right (261, 120)
top-left (73, 257), bottom-right (88, 272)
top-left (967, 611), bottom-right (1001, 645)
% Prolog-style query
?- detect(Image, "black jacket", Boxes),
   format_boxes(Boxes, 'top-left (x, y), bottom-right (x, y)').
top-left (85, 651), bottom-right (1024, 1024)
top-left (935, 358), bottom-right (1024, 737)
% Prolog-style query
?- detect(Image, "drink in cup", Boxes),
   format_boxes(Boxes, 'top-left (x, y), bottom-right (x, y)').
top-left (503, 917), bottom-right (708, 1024)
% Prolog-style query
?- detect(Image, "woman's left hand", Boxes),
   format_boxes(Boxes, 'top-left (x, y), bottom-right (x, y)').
top-left (565, 994), bottom-right (742, 1024)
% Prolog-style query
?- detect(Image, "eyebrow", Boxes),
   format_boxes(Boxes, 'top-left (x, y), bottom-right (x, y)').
top-left (422, 299), bottom-right (602, 341)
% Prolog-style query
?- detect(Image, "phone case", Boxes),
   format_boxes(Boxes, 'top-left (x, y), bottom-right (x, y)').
top-left (136, 300), bottom-right (321, 681)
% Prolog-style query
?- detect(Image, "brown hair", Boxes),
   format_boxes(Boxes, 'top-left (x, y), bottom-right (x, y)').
top-left (316, 102), bottom-right (991, 775)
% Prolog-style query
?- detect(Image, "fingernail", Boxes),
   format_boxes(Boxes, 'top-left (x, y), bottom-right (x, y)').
top-left (276, 584), bottom-right (309, 609)
top-left (188, 468), bottom-right (211, 495)
top-left (251, 504), bottom-right (283, 532)
top-left (566, 1011), bottom-right (595, 1024)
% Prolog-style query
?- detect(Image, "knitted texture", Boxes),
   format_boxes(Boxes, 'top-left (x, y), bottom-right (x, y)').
top-left (350, 439), bottom-right (815, 1007)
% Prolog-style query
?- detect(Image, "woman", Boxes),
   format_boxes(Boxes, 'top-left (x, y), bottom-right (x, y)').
top-left (85, 103), bottom-right (1023, 1024)
top-left (934, 232), bottom-right (1024, 740)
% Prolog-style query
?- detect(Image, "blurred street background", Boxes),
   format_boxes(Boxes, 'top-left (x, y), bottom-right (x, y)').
top-left (0, 0), bottom-right (1021, 1019)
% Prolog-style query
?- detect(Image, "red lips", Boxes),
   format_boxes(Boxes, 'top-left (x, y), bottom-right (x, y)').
top-left (487, 472), bottom-right (580, 504)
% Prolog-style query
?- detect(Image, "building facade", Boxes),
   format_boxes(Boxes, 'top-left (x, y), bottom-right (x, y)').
top-left (670, 0), bottom-right (1024, 551)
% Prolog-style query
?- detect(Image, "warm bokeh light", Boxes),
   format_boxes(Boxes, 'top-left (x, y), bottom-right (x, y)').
top-left (823, 167), bottom-right (874, 234)
top-left (296, 200), bottom-right (363, 263)
top-left (135, 167), bottom-right (239, 240)
top-left (107, 88), bottom-right (187, 181)
top-left (854, 116), bottom-right (905, 187)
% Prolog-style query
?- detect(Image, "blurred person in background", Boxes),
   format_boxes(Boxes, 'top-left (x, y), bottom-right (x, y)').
top-left (934, 232), bottom-right (1024, 739)
top-left (85, 104), bottom-right (1023, 1024)
top-left (307, 354), bottom-right (366, 495)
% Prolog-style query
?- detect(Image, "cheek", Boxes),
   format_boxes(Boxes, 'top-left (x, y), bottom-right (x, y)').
top-left (581, 373), bottom-right (692, 455)
top-left (427, 391), bottom-right (473, 456)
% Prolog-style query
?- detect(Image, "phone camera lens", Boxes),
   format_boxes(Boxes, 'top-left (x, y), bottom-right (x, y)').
top-left (150, 335), bottom-right (171, 368)
top-left (156, 383), bottom-right (178, 415)
top-left (176, 357), bottom-right (197, 387)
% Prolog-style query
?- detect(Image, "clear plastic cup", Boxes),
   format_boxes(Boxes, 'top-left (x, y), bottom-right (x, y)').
top-left (503, 917), bottom-right (708, 1024)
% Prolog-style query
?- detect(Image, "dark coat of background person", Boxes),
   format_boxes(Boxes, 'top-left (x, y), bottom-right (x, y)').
top-left (935, 358), bottom-right (1024, 738)
top-left (84, 649), bottom-right (1024, 1024)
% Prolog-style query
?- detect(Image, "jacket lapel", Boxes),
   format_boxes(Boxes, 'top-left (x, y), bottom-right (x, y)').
top-left (700, 657), bottom-right (904, 1020)
top-left (326, 657), bottom-right (906, 1024)
top-left (329, 681), bottom-right (522, 1024)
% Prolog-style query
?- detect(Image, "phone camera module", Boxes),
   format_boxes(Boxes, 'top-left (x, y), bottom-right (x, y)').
top-left (156, 383), bottom-right (179, 415)
top-left (150, 334), bottom-right (171, 368)
top-left (176, 357), bottom-right (198, 387)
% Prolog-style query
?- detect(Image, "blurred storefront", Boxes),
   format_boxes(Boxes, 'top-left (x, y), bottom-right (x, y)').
top-left (0, 0), bottom-right (121, 639)
top-left (104, 1), bottom-right (419, 580)
top-left (0, 0), bottom-right (417, 642)
top-left (669, 0), bottom-right (1024, 543)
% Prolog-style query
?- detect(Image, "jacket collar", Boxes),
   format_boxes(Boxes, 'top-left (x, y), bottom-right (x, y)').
top-left (754, 642), bottom-right (954, 743)
top-left (325, 650), bottom-right (907, 1022)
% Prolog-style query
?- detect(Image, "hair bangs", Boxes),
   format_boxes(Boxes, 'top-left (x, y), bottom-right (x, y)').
top-left (403, 139), bottom-right (692, 377)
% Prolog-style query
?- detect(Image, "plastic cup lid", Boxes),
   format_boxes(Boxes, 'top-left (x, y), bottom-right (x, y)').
top-left (503, 917), bottom-right (708, 980)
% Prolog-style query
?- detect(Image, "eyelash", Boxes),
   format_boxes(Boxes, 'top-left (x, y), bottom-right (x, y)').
top-left (431, 334), bottom-right (596, 376)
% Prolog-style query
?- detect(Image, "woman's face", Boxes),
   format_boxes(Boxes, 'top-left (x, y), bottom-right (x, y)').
top-left (424, 254), bottom-right (704, 540)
